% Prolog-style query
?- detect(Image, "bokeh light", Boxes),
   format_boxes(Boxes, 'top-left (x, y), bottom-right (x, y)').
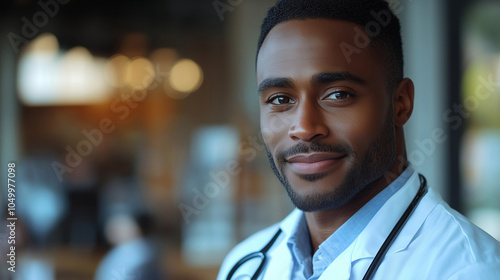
top-left (105, 54), bottom-right (130, 89)
top-left (18, 34), bottom-right (60, 105)
top-left (125, 57), bottom-right (155, 90)
top-left (59, 46), bottom-right (111, 104)
top-left (24, 32), bottom-right (59, 56)
top-left (18, 37), bottom-right (113, 106)
top-left (150, 48), bottom-right (178, 75)
top-left (167, 59), bottom-right (203, 98)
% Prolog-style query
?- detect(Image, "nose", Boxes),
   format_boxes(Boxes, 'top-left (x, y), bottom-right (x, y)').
top-left (288, 100), bottom-right (329, 142)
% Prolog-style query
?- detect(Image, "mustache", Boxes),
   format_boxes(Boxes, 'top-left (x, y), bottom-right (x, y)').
top-left (278, 141), bottom-right (354, 162)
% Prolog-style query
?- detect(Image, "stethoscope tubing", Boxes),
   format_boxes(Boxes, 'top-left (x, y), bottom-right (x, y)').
top-left (227, 174), bottom-right (428, 280)
top-left (362, 174), bottom-right (427, 280)
top-left (226, 228), bottom-right (283, 280)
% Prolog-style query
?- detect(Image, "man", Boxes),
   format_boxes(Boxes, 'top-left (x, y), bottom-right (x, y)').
top-left (218, 0), bottom-right (500, 279)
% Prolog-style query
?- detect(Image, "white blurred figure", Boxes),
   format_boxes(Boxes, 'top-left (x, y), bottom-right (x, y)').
top-left (94, 213), bottom-right (165, 280)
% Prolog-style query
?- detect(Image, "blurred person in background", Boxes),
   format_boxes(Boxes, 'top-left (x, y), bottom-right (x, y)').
top-left (218, 0), bottom-right (500, 279)
top-left (94, 212), bottom-right (165, 280)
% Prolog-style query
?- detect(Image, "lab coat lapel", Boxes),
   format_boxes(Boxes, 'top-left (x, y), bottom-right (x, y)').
top-left (263, 238), bottom-right (293, 280)
top-left (317, 171), bottom-right (438, 279)
top-left (262, 209), bottom-right (301, 280)
top-left (351, 172), bottom-right (422, 261)
top-left (317, 242), bottom-right (354, 280)
top-left (351, 172), bottom-right (438, 261)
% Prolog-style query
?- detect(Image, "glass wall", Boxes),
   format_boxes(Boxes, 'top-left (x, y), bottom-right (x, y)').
top-left (461, 0), bottom-right (500, 240)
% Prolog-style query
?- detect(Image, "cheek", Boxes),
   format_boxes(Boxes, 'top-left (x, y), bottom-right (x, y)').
top-left (260, 113), bottom-right (291, 152)
top-left (334, 102), bottom-right (389, 150)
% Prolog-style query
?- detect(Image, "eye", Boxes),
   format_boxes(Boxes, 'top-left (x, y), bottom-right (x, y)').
top-left (268, 95), bottom-right (295, 105)
top-left (325, 91), bottom-right (353, 100)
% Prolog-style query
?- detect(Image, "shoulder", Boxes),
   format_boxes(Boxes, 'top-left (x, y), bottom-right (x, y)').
top-left (413, 189), bottom-right (500, 277)
top-left (367, 185), bottom-right (500, 279)
top-left (217, 222), bottom-right (281, 280)
top-left (425, 192), bottom-right (500, 258)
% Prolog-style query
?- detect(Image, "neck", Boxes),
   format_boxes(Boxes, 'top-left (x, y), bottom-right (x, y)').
top-left (304, 175), bottom-right (389, 252)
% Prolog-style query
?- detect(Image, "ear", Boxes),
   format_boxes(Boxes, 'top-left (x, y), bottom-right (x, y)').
top-left (393, 78), bottom-right (414, 127)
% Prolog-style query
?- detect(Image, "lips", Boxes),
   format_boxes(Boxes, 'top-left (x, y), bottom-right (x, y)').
top-left (286, 153), bottom-right (346, 175)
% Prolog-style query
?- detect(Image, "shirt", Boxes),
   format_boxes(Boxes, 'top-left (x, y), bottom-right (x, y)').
top-left (287, 167), bottom-right (414, 279)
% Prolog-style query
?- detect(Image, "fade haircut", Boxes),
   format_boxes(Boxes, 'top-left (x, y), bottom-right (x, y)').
top-left (257, 0), bottom-right (404, 92)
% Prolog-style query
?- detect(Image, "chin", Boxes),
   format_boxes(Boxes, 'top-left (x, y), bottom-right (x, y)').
top-left (288, 190), bottom-right (349, 212)
top-left (285, 173), bottom-right (356, 212)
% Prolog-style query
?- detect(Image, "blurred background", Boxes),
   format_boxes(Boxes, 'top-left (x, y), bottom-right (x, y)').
top-left (0, 0), bottom-right (499, 279)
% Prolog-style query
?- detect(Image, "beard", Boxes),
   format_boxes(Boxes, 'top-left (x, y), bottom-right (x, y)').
top-left (265, 109), bottom-right (396, 212)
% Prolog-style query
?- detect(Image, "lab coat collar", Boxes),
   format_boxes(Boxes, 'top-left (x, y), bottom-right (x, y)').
top-left (277, 206), bottom-right (357, 280)
top-left (351, 170), bottom-right (438, 261)
top-left (279, 207), bottom-right (303, 238)
top-left (258, 208), bottom-right (303, 279)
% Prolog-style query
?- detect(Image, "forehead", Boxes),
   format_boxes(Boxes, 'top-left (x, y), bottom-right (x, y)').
top-left (256, 19), bottom-right (383, 84)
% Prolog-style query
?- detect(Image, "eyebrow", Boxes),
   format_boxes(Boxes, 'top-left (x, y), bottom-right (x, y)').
top-left (258, 77), bottom-right (294, 94)
top-left (311, 72), bottom-right (366, 87)
top-left (258, 72), bottom-right (366, 95)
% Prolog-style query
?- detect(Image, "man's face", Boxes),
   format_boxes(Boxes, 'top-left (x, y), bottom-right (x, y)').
top-left (257, 19), bottom-right (396, 212)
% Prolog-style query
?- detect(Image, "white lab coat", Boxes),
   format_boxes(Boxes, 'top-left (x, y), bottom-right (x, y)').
top-left (218, 171), bottom-right (500, 280)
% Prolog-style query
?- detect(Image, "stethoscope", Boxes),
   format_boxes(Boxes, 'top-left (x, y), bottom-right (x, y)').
top-left (226, 174), bottom-right (428, 280)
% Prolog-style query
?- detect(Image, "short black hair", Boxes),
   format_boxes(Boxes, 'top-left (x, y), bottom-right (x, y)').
top-left (257, 0), bottom-right (403, 91)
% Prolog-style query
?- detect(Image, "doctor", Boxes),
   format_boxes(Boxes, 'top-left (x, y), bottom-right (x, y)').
top-left (218, 0), bottom-right (500, 279)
